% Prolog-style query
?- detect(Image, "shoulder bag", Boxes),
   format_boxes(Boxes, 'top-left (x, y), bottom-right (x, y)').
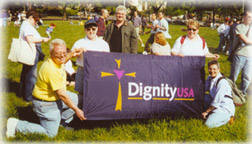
top-left (8, 38), bottom-right (36, 65)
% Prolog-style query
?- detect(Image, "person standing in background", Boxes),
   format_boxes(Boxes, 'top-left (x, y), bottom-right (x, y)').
top-left (103, 5), bottom-right (138, 53)
top-left (132, 11), bottom-right (145, 47)
top-left (156, 12), bottom-right (171, 39)
top-left (18, 9), bottom-right (50, 102)
top-left (217, 18), bottom-right (230, 52)
top-left (96, 9), bottom-right (109, 39)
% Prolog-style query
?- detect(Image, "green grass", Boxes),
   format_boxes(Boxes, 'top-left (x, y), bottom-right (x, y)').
top-left (1, 20), bottom-right (250, 142)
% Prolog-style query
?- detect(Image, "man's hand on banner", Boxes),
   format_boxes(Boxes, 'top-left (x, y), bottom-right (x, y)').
top-left (80, 47), bottom-right (87, 53)
top-left (75, 108), bottom-right (87, 121)
top-left (178, 53), bottom-right (185, 57)
top-left (72, 48), bottom-right (83, 57)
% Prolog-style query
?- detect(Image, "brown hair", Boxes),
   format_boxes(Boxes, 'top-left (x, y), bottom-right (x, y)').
top-left (26, 9), bottom-right (40, 19)
top-left (208, 60), bottom-right (220, 68)
top-left (187, 19), bottom-right (200, 29)
top-left (154, 32), bottom-right (167, 46)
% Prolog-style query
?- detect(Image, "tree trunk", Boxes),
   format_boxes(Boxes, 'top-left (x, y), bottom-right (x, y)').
top-left (212, 8), bottom-right (216, 26)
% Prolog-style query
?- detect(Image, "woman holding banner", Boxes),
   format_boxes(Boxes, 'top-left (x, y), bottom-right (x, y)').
top-left (171, 19), bottom-right (219, 59)
top-left (150, 32), bottom-right (171, 55)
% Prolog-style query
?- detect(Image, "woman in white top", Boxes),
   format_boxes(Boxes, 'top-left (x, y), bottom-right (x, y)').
top-left (19, 9), bottom-right (50, 102)
top-left (72, 19), bottom-right (110, 96)
top-left (171, 19), bottom-right (219, 59)
top-left (150, 31), bottom-right (171, 56)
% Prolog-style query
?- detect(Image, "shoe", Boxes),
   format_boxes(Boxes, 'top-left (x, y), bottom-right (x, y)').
top-left (6, 118), bottom-right (19, 138)
top-left (226, 51), bottom-right (229, 55)
top-left (141, 44), bottom-right (145, 47)
top-left (228, 116), bottom-right (234, 125)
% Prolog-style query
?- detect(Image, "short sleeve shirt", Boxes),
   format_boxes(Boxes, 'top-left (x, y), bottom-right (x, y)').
top-left (235, 24), bottom-right (252, 57)
top-left (19, 20), bottom-right (41, 41)
top-left (151, 42), bottom-right (171, 56)
top-left (72, 36), bottom-right (110, 67)
top-left (32, 58), bottom-right (66, 101)
top-left (171, 35), bottom-right (209, 56)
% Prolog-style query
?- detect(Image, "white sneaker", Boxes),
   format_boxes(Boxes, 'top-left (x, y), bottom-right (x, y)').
top-left (141, 44), bottom-right (145, 47)
top-left (6, 118), bottom-right (19, 138)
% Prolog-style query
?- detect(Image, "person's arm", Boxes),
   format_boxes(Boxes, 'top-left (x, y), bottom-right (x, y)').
top-left (205, 52), bottom-right (219, 59)
top-left (55, 88), bottom-right (86, 121)
top-left (171, 52), bottom-right (184, 57)
top-left (26, 35), bottom-right (50, 44)
top-left (156, 24), bottom-right (167, 31)
top-left (64, 48), bottom-right (86, 64)
top-left (238, 34), bottom-right (252, 45)
top-left (171, 37), bottom-right (184, 57)
top-left (202, 78), bottom-right (228, 119)
top-left (202, 105), bottom-right (216, 119)
top-left (130, 25), bottom-right (139, 54)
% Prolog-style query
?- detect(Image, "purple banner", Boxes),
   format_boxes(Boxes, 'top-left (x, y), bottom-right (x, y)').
top-left (83, 51), bottom-right (205, 120)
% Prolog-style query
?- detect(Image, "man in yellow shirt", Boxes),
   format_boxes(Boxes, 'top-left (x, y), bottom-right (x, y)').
top-left (6, 39), bottom-right (86, 138)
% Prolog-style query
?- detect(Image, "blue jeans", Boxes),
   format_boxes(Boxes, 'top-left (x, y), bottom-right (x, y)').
top-left (15, 91), bottom-right (78, 137)
top-left (204, 94), bottom-right (231, 128)
top-left (205, 112), bottom-right (231, 128)
top-left (19, 48), bottom-right (39, 102)
top-left (75, 66), bottom-right (84, 95)
top-left (228, 38), bottom-right (233, 53)
top-left (218, 34), bottom-right (225, 51)
top-left (229, 55), bottom-right (252, 95)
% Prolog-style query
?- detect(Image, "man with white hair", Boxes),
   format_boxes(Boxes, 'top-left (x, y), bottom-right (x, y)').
top-left (6, 39), bottom-right (86, 138)
top-left (103, 5), bottom-right (138, 53)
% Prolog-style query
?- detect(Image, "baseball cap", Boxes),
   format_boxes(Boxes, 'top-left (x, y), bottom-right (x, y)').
top-left (84, 19), bottom-right (98, 28)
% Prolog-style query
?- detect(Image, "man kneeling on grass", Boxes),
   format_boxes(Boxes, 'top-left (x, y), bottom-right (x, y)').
top-left (6, 39), bottom-right (86, 138)
top-left (202, 60), bottom-right (235, 128)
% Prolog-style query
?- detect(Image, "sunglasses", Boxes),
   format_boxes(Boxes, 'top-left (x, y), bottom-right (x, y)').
top-left (86, 27), bottom-right (97, 31)
top-left (187, 28), bottom-right (197, 32)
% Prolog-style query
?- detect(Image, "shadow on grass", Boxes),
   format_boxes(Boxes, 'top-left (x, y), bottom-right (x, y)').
top-left (2, 77), bottom-right (20, 97)
top-left (69, 115), bottom-right (203, 130)
top-left (16, 106), bottom-right (40, 124)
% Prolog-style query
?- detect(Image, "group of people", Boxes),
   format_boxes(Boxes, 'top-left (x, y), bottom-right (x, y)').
top-left (217, 17), bottom-right (242, 55)
top-left (6, 5), bottom-right (252, 138)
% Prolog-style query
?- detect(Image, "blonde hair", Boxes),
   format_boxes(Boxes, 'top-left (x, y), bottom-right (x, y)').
top-left (49, 39), bottom-right (66, 52)
top-left (187, 19), bottom-right (200, 29)
top-left (154, 32), bottom-right (167, 46)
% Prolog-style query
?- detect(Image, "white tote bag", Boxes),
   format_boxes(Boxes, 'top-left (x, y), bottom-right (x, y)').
top-left (8, 38), bottom-right (36, 65)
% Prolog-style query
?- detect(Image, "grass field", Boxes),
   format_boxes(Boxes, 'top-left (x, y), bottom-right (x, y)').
top-left (1, 20), bottom-right (251, 143)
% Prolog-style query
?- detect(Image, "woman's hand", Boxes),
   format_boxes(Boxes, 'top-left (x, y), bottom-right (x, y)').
top-left (42, 37), bottom-right (50, 43)
top-left (202, 112), bottom-right (208, 119)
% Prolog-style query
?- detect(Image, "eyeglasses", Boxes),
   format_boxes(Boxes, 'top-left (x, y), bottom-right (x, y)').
top-left (54, 52), bottom-right (67, 58)
top-left (187, 28), bottom-right (197, 32)
top-left (86, 27), bottom-right (97, 31)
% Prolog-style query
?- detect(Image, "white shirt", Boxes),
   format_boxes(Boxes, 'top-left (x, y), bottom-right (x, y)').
top-left (151, 19), bottom-right (158, 34)
top-left (72, 36), bottom-right (110, 67)
top-left (19, 20), bottom-right (41, 41)
top-left (150, 42), bottom-right (171, 55)
top-left (217, 23), bottom-right (230, 36)
top-left (205, 73), bottom-right (235, 116)
top-left (171, 35), bottom-right (209, 56)
top-left (65, 60), bottom-right (75, 75)
top-left (157, 18), bottom-right (171, 38)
